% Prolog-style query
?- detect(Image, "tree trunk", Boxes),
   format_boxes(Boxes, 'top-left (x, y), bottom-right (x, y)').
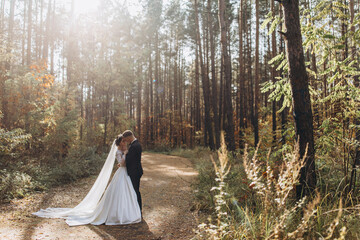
top-left (22, 2), bottom-right (27, 66)
top-left (0, 0), bottom-right (15, 129)
top-left (281, 0), bottom-right (316, 197)
top-left (271, 0), bottom-right (277, 144)
top-left (155, 31), bottom-right (160, 141)
top-left (38, 0), bottom-right (44, 60)
top-left (218, 0), bottom-right (235, 151)
top-left (168, 40), bottom-right (173, 146)
top-left (208, 0), bottom-right (220, 149)
top-left (103, 88), bottom-right (109, 146)
top-left (194, 0), bottom-right (215, 150)
top-left (27, 0), bottom-right (32, 65)
top-left (279, 4), bottom-right (287, 145)
top-left (43, 0), bottom-right (51, 62)
top-left (173, 42), bottom-right (178, 145)
top-left (195, 44), bottom-right (201, 132)
top-left (150, 46), bottom-right (154, 144)
top-left (50, 0), bottom-right (55, 75)
top-left (80, 80), bottom-right (84, 140)
top-left (145, 51), bottom-right (151, 148)
top-left (254, 0), bottom-right (260, 147)
top-left (6, 0), bottom-right (15, 68)
top-left (137, 64), bottom-right (143, 140)
top-left (349, 0), bottom-right (359, 194)
top-left (237, 0), bottom-right (245, 150)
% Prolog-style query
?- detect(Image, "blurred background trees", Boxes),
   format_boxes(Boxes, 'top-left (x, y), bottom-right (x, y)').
top-left (0, 0), bottom-right (360, 202)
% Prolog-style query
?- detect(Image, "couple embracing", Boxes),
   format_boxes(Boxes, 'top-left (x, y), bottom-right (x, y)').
top-left (33, 130), bottom-right (144, 226)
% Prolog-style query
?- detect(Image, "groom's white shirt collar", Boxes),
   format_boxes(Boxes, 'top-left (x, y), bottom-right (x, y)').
top-left (130, 138), bottom-right (137, 145)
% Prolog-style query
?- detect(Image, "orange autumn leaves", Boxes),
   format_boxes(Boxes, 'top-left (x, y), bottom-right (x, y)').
top-left (5, 62), bottom-right (56, 131)
top-left (30, 63), bottom-right (54, 94)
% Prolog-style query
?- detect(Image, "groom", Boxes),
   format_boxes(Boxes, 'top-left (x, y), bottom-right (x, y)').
top-left (122, 130), bottom-right (143, 214)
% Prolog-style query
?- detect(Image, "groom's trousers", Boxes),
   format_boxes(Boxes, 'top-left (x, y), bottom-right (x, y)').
top-left (129, 174), bottom-right (142, 213)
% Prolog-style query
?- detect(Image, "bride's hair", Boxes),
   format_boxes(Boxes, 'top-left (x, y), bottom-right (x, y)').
top-left (115, 134), bottom-right (123, 146)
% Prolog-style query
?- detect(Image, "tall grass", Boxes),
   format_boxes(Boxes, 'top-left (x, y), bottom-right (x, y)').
top-left (193, 134), bottom-right (349, 239)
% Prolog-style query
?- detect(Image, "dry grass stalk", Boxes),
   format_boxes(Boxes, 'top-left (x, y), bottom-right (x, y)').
top-left (243, 141), bottom-right (320, 239)
top-left (197, 132), bottom-right (232, 240)
top-left (196, 138), bottom-right (349, 239)
top-left (324, 198), bottom-right (344, 240)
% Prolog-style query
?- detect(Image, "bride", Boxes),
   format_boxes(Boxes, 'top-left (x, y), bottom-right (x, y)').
top-left (32, 134), bottom-right (142, 226)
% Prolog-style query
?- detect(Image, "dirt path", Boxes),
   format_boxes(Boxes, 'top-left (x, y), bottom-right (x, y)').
top-left (0, 153), bottom-right (198, 240)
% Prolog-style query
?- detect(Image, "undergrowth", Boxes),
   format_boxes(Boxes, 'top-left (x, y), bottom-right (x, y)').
top-left (176, 134), bottom-right (358, 239)
top-left (0, 145), bottom-right (106, 203)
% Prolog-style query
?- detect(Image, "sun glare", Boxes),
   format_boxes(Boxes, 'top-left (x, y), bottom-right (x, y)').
top-left (74, 0), bottom-right (100, 15)
top-left (74, 0), bottom-right (142, 16)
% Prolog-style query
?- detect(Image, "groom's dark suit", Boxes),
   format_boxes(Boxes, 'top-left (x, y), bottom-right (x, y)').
top-left (125, 139), bottom-right (143, 212)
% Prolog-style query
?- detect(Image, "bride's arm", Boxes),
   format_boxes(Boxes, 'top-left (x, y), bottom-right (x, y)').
top-left (118, 152), bottom-right (126, 167)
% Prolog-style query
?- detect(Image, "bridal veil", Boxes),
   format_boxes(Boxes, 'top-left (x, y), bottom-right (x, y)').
top-left (32, 140), bottom-right (117, 219)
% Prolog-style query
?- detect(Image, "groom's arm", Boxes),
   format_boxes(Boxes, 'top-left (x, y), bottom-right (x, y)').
top-left (125, 147), bottom-right (136, 164)
top-left (134, 144), bottom-right (142, 163)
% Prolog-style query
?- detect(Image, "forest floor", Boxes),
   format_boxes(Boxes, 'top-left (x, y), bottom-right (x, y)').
top-left (0, 153), bottom-right (198, 240)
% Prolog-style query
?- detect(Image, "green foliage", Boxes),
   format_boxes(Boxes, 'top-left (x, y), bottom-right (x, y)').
top-left (43, 145), bottom-right (106, 186)
top-left (0, 169), bottom-right (35, 201)
top-left (0, 144), bottom-right (105, 203)
top-left (0, 128), bottom-right (31, 157)
top-left (261, 11), bottom-right (282, 36)
top-left (261, 77), bottom-right (292, 112)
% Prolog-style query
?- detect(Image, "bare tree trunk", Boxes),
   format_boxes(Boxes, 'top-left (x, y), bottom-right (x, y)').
top-left (243, 0), bottom-right (249, 129)
top-left (238, 0), bottom-right (245, 150)
top-left (150, 46), bottom-right (154, 145)
top-left (50, 0), bottom-right (55, 74)
top-left (145, 50), bottom-right (151, 148)
top-left (7, 0), bottom-right (15, 68)
top-left (137, 64), bottom-right (142, 140)
top-left (27, 0), bottom-right (32, 65)
top-left (103, 87), bottom-right (109, 146)
top-left (208, 0), bottom-right (220, 149)
top-left (22, 2), bottom-right (27, 66)
top-left (281, 0), bottom-right (316, 197)
top-left (168, 40), bottom-right (173, 147)
top-left (80, 80), bottom-right (84, 140)
top-left (218, 0), bottom-right (235, 151)
top-left (155, 31), bottom-right (160, 141)
top-left (194, 0), bottom-right (215, 150)
top-left (173, 42), bottom-right (178, 145)
top-left (254, 0), bottom-right (260, 147)
top-left (0, 0), bottom-right (15, 129)
top-left (195, 44), bottom-right (201, 132)
top-left (43, 0), bottom-right (51, 62)
top-left (179, 53), bottom-right (184, 145)
top-left (38, 0), bottom-right (44, 60)
top-left (67, 0), bottom-right (75, 88)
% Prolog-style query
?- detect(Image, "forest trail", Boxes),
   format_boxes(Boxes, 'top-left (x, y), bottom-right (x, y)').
top-left (0, 153), bottom-right (198, 240)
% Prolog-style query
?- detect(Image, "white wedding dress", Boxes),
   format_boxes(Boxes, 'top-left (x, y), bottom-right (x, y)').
top-left (32, 141), bottom-right (141, 226)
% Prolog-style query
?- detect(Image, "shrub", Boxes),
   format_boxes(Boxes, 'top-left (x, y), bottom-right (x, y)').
top-left (0, 169), bottom-right (36, 201)
top-left (0, 144), bottom-right (106, 203)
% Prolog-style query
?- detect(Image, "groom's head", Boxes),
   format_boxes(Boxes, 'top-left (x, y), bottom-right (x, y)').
top-left (123, 130), bottom-right (135, 144)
